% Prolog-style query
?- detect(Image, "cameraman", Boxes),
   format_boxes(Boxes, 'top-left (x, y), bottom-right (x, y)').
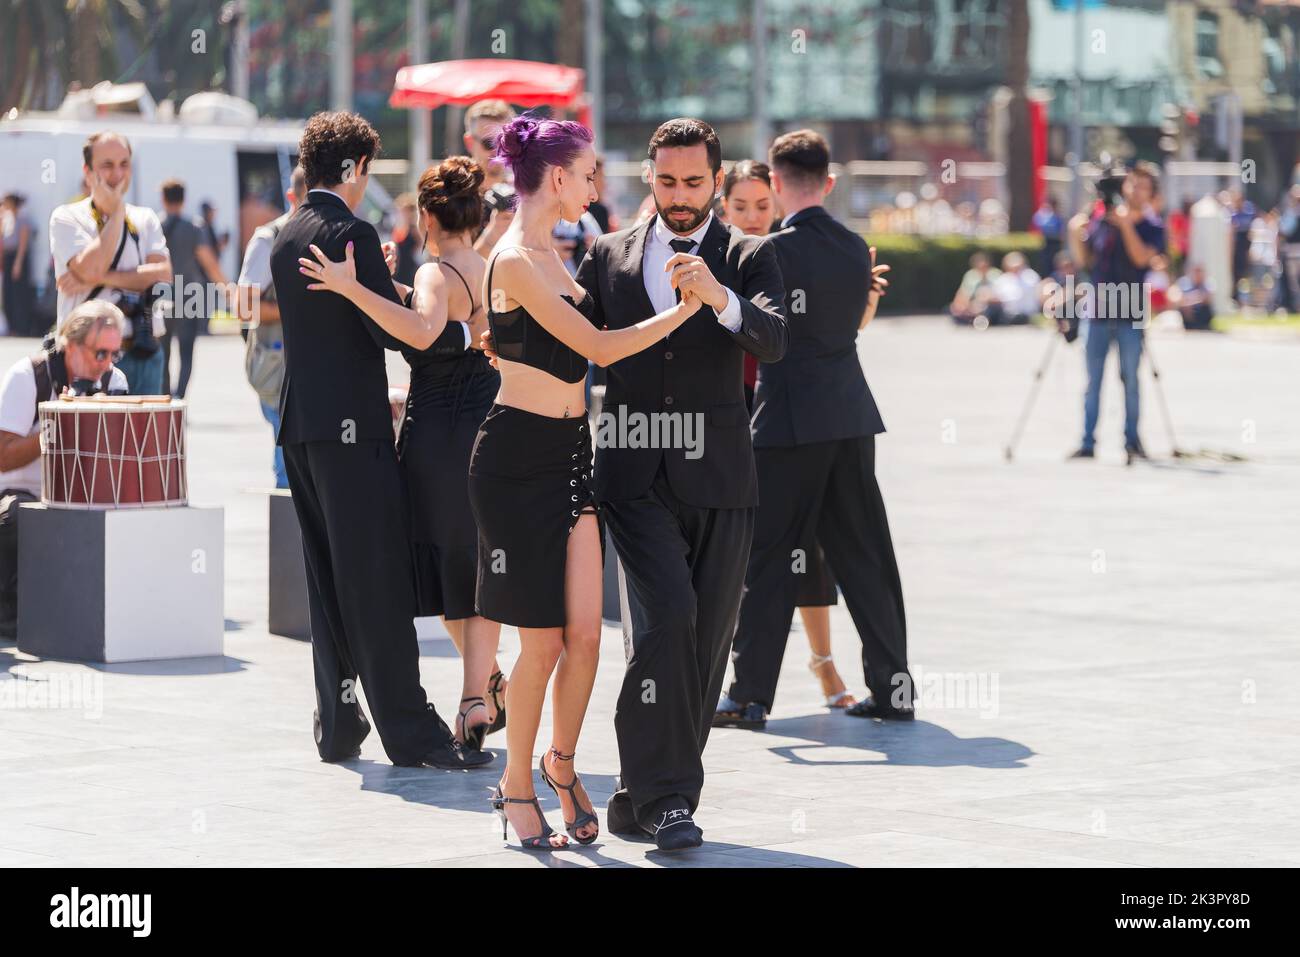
top-left (462, 99), bottom-right (517, 257)
top-left (48, 131), bottom-right (172, 394)
top-left (0, 300), bottom-right (129, 639)
top-left (1066, 162), bottom-right (1165, 460)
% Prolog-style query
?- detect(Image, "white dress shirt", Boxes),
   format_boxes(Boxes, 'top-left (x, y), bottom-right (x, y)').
top-left (642, 213), bottom-right (742, 331)
top-left (308, 189), bottom-right (470, 350)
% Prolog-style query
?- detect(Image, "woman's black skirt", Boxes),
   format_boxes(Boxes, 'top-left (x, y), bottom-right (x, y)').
top-left (468, 403), bottom-right (602, 628)
top-left (398, 361), bottom-right (497, 621)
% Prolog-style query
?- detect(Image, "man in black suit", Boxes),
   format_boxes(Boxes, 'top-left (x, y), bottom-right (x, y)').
top-left (716, 129), bottom-right (914, 727)
top-left (576, 118), bottom-right (787, 849)
top-left (270, 111), bottom-right (488, 769)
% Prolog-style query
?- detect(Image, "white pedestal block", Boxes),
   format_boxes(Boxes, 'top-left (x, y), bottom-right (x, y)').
top-left (17, 504), bottom-right (225, 662)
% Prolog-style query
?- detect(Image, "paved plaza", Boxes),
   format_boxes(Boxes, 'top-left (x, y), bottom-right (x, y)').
top-left (2, 317), bottom-right (1297, 867)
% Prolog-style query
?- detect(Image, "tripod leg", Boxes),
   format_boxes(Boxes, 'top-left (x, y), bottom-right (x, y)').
top-left (1004, 330), bottom-right (1061, 461)
top-left (1141, 336), bottom-right (1182, 456)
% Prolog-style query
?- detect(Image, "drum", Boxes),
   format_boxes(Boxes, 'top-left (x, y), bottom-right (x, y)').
top-left (39, 396), bottom-right (187, 509)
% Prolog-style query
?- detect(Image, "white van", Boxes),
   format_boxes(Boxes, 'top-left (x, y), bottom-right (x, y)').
top-left (0, 87), bottom-right (395, 310)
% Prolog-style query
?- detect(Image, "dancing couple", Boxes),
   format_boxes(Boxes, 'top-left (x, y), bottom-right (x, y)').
top-left (282, 109), bottom-right (786, 853)
top-left (476, 114), bottom-right (786, 849)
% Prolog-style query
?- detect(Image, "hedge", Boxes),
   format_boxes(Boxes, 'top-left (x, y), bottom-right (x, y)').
top-left (864, 233), bottom-right (1046, 315)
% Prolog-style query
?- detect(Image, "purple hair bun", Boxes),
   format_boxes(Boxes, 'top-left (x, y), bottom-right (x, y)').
top-left (493, 113), bottom-right (593, 195)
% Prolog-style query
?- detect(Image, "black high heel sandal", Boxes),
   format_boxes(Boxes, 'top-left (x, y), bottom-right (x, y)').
top-left (489, 785), bottom-right (564, 851)
top-left (539, 748), bottom-right (599, 845)
top-left (486, 671), bottom-right (507, 735)
top-left (457, 696), bottom-right (490, 752)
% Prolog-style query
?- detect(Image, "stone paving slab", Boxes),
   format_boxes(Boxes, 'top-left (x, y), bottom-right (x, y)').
top-left (1, 317), bottom-right (1296, 867)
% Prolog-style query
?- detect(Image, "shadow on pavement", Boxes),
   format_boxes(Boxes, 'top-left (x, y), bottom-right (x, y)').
top-left (752, 713), bottom-right (1033, 769)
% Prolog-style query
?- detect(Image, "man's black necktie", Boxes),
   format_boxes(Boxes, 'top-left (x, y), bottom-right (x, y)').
top-left (669, 238), bottom-right (695, 303)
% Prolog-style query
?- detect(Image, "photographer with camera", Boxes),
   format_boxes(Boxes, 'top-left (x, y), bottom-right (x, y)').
top-left (1066, 162), bottom-right (1164, 461)
top-left (462, 99), bottom-right (518, 257)
top-left (0, 300), bottom-right (129, 639)
top-left (48, 131), bottom-right (172, 395)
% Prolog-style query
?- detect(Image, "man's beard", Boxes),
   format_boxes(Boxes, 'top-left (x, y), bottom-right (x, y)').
top-left (655, 198), bottom-right (711, 234)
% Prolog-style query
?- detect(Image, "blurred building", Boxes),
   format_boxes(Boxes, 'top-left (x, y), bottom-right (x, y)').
top-left (8, 0), bottom-right (1300, 226)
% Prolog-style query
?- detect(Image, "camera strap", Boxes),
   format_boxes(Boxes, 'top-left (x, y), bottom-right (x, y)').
top-left (85, 210), bottom-right (136, 305)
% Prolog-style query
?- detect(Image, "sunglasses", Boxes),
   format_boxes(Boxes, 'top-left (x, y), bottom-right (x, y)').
top-left (89, 346), bottom-right (123, 362)
top-left (479, 134), bottom-right (498, 153)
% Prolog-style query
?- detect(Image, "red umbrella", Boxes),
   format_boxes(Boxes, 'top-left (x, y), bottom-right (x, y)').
top-left (390, 58), bottom-right (586, 113)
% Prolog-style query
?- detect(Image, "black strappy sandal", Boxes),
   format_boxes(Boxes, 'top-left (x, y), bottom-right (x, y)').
top-left (457, 696), bottom-right (490, 752)
top-left (489, 785), bottom-right (565, 851)
top-left (539, 748), bottom-right (600, 845)
top-left (486, 671), bottom-right (507, 735)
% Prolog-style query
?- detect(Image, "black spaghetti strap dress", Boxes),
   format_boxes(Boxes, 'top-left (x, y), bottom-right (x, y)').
top-left (467, 252), bottom-right (603, 628)
top-left (398, 261), bottom-right (499, 621)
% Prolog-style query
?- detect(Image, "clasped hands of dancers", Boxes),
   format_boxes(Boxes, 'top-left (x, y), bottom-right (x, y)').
top-left (271, 108), bottom-right (912, 853)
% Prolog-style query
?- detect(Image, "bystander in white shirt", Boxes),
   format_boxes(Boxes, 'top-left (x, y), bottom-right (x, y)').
top-left (48, 197), bottom-right (167, 327)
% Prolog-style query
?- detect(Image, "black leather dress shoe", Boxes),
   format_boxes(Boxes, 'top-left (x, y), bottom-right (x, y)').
top-left (844, 697), bottom-right (915, 721)
top-left (415, 736), bottom-right (494, 769)
top-left (712, 694), bottom-right (768, 729)
top-left (648, 804), bottom-right (703, 851)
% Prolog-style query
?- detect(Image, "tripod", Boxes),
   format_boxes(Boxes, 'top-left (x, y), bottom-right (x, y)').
top-left (1003, 323), bottom-right (1185, 462)
top-left (1139, 333), bottom-right (1188, 459)
top-left (1003, 327), bottom-right (1060, 462)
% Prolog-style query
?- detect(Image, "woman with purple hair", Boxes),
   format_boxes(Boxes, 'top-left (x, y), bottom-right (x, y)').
top-left (470, 113), bottom-right (702, 850)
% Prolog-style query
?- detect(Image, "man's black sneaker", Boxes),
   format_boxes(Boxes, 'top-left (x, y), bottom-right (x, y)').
top-left (844, 697), bottom-right (916, 721)
top-left (1067, 447), bottom-right (1095, 460)
top-left (649, 806), bottom-right (703, 851)
top-left (417, 736), bottom-right (494, 769)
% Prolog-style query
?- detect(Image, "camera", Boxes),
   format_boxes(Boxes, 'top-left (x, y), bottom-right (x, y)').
top-left (1096, 167), bottom-right (1128, 210)
top-left (484, 182), bottom-right (517, 214)
top-left (116, 290), bottom-right (161, 357)
top-left (67, 378), bottom-right (106, 397)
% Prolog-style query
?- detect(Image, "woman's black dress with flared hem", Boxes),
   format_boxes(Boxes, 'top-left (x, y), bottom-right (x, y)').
top-left (398, 263), bottom-right (499, 621)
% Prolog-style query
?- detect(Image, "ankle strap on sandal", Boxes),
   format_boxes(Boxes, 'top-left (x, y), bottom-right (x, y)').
top-left (808, 653), bottom-right (834, 671)
top-left (549, 747), bottom-right (574, 761)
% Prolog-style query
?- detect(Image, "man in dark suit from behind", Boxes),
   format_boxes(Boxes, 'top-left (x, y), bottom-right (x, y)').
top-left (716, 129), bottom-right (915, 727)
top-left (270, 111), bottom-right (487, 769)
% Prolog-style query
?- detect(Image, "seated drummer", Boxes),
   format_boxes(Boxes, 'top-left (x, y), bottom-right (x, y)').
top-left (0, 300), bottom-right (129, 640)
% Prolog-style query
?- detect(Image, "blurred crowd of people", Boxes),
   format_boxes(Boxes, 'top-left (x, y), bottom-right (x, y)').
top-left (944, 182), bottom-right (1300, 334)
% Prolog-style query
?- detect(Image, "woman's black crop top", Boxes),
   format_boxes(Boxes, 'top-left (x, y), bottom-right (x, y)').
top-left (487, 249), bottom-right (598, 384)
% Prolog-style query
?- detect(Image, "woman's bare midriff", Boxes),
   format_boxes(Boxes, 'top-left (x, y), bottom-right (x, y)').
top-left (494, 359), bottom-right (588, 419)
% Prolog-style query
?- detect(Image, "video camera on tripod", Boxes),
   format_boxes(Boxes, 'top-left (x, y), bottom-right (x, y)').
top-left (1095, 166), bottom-right (1129, 212)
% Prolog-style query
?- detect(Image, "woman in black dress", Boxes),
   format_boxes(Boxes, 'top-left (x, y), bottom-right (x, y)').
top-left (397, 157), bottom-right (509, 751)
top-left (471, 115), bottom-right (702, 850)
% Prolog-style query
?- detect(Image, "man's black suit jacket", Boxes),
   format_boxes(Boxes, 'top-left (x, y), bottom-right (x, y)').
top-left (751, 205), bottom-right (885, 448)
top-left (269, 190), bottom-right (464, 445)
top-left (576, 213), bottom-right (787, 510)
